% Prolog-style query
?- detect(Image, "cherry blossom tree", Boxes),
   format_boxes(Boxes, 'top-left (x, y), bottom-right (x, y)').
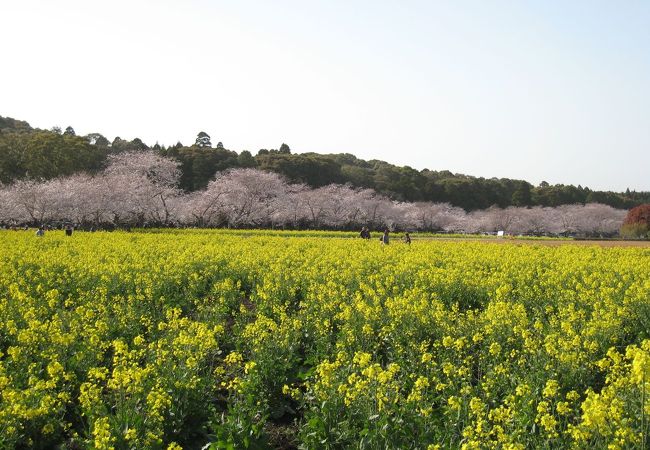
top-left (80, 174), bottom-right (118, 226)
top-left (46, 175), bottom-right (91, 224)
top-left (356, 190), bottom-right (392, 228)
top-left (300, 186), bottom-right (330, 228)
top-left (317, 184), bottom-right (365, 228)
top-left (269, 184), bottom-right (310, 228)
top-left (103, 151), bottom-right (182, 225)
top-left (215, 168), bottom-right (289, 227)
top-left (555, 204), bottom-right (583, 236)
top-left (507, 207), bottom-right (559, 236)
top-left (405, 202), bottom-right (467, 232)
top-left (5, 180), bottom-right (60, 225)
top-left (178, 177), bottom-right (231, 226)
top-left (467, 208), bottom-right (515, 234)
top-left (0, 184), bottom-right (24, 224)
top-left (575, 203), bottom-right (626, 236)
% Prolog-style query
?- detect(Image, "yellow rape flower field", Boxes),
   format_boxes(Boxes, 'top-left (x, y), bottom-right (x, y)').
top-left (1, 229), bottom-right (649, 449)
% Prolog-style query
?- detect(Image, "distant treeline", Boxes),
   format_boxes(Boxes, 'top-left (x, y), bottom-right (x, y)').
top-left (1, 115), bottom-right (648, 211)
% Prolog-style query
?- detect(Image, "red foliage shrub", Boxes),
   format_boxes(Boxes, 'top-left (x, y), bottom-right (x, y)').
top-left (623, 204), bottom-right (650, 226)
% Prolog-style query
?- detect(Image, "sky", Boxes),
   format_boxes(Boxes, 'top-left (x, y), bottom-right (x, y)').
top-left (1, 0), bottom-right (649, 192)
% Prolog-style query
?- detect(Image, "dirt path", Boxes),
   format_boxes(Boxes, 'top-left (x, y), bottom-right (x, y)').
top-left (413, 237), bottom-right (650, 247)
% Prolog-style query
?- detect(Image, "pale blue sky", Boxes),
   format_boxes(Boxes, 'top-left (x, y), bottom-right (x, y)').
top-left (2, 0), bottom-right (648, 191)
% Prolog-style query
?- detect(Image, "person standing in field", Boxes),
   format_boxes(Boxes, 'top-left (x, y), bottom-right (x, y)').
top-left (380, 229), bottom-right (390, 245)
top-left (360, 226), bottom-right (371, 240)
top-left (65, 224), bottom-right (74, 236)
top-left (35, 226), bottom-right (45, 237)
top-left (403, 232), bottom-right (411, 245)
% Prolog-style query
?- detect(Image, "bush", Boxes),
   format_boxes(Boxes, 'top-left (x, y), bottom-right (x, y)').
top-left (621, 204), bottom-right (650, 238)
top-left (620, 223), bottom-right (649, 239)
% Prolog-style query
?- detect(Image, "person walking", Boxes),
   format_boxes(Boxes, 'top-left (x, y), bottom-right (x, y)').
top-left (403, 232), bottom-right (411, 245)
top-left (380, 229), bottom-right (390, 245)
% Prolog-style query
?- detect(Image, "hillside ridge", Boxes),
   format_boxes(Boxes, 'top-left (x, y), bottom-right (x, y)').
top-left (1, 115), bottom-right (648, 210)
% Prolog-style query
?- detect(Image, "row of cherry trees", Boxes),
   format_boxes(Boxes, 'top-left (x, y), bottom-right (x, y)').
top-left (0, 151), bottom-right (627, 236)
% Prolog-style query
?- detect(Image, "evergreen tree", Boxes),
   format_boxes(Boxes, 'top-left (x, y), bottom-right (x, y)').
top-left (195, 131), bottom-right (212, 148)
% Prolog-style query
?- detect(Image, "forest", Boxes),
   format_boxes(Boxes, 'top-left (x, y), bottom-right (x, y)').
top-left (1, 115), bottom-right (648, 212)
